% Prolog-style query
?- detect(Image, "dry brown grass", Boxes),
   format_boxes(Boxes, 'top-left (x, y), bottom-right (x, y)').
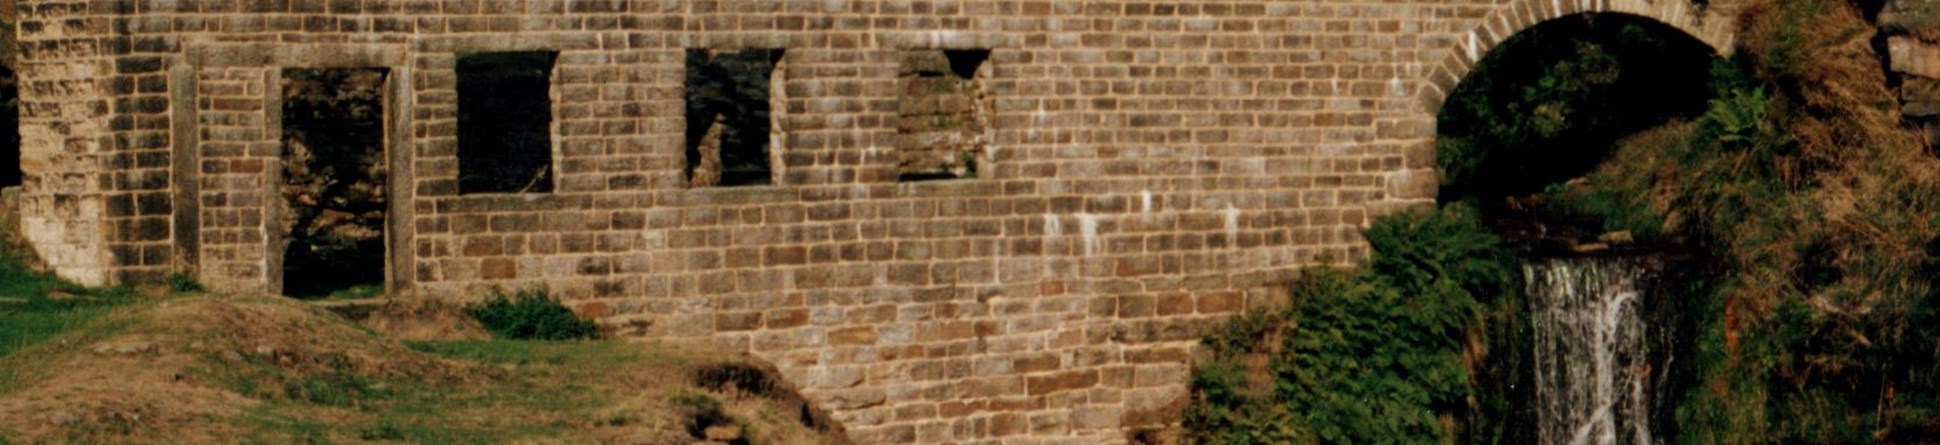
top-left (1556, 0), bottom-right (1940, 439)
top-left (0, 296), bottom-right (847, 444)
top-left (359, 297), bottom-right (491, 342)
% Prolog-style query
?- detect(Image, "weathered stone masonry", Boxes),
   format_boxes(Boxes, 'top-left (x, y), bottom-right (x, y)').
top-left (13, 0), bottom-right (1742, 443)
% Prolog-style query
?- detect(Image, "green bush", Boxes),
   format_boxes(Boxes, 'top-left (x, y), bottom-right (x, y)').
top-left (1184, 205), bottom-right (1520, 444)
top-left (465, 289), bottom-right (596, 341)
top-left (166, 273), bottom-right (204, 293)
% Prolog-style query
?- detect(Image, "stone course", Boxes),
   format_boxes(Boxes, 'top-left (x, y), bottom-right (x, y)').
top-left (12, 0), bottom-right (1742, 442)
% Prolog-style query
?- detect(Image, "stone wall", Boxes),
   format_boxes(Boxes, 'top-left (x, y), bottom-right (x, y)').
top-left (13, 0), bottom-right (1743, 442)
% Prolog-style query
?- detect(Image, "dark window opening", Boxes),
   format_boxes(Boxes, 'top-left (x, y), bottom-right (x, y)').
top-left (685, 48), bottom-right (782, 187)
top-left (896, 49), bottom-right (988, 182)
top-left (281, 68), bottom-right (389, 299)
top-left (457, 51), bottom-right (556, 194)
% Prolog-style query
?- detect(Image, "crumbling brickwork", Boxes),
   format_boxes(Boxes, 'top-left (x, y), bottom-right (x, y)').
top-left (13, 0), bottom-right (1742, 442)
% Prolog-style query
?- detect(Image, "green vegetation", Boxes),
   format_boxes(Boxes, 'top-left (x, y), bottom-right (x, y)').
top-left (1185, 205), bottom-right (1522, 444)
top-left (1436, 15), bottom-right (1716, 200)
top-left (165, 273), bottom-right (203, 293)
top-left (466, 288), bottom-right (597, 340)
top-left (0, 242), bottom-right (130, 360)
top-left (1194, 2), bottom-right (1940, 442)
top-left (1556, 0), bottom-right (1940, 441)
top-left (0, 295), bottom-right (124, 360)
top-left (1509, 0), bottom-right (1940, 441)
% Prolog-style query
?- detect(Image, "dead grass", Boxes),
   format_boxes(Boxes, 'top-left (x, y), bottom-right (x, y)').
top-left (359, 297), bottom-right (490, 341)
top-left (0, 296), bottom-right (846, 444)
top-left (1549, 0), bottom-right (1940, 439)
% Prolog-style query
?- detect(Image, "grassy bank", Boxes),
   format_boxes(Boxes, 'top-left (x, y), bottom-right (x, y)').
top-left (0, 294), bottom-right (845, 444)
top-left (0, 195), bottom-right (840, 445)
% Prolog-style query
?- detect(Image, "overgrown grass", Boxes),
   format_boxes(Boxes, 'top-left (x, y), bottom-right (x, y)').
top-left (0, 249), bottom-right (129, 359)
top-left (211, 339), bottom-right (753, 444)
top-left (0, 297), bottom-right (123, 359)
top-left (1540, 0), bottom-right (1940, 441)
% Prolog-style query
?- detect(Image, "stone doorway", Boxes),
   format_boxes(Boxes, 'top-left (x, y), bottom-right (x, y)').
top-left (277, 68), bottom-right (390, 298)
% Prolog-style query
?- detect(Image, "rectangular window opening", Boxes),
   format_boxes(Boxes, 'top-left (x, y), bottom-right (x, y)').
top-left (280, 68), bottom-right (389, 299)
top-left (685, 48), bottom-right (783, 187)
top-left (896, 49), bottom-right (989, 182)
top-left (456, 51), bottom-right (557, 194)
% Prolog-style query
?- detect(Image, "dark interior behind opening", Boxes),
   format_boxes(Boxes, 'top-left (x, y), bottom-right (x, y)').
top-left (456, 51), bottom-right (557, 195)
top-left (281, 68), bottom-right (388, 299)
top-left (685, 49), bottom-right (781, 187)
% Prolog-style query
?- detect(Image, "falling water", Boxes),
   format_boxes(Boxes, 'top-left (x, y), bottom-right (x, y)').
top-left (1526, 257), bottom-right (1657, 445)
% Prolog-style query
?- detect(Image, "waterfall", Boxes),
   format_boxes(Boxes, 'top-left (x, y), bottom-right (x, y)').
top-left (1526, 257), bottom-right (1657, 445)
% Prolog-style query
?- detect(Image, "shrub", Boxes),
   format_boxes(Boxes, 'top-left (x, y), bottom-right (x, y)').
top-left (1184, 204), bottom-right (1520, 444)
top-left (465, 288), bottom-right (596, 340)
top-left (166, 273), bottom-right (204, 293)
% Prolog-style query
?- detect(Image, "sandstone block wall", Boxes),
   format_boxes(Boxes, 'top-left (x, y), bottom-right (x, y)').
top-left (13, 0), bottom-right (1742, 442)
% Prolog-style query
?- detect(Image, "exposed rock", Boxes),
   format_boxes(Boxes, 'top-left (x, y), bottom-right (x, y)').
top-left (46, 411), bottom-right (78, 426)
top-left (702, 424), bottom-right (743, 442)
top-left (1571, 242), bottom-right (1610, 254)
top-left (92, 341), bottom-right (156, 355)
top-left (116, 342), bottom-right (156, 354)
top-left (1882, 0), bottom-right (1940, 35)
top-left (1890, 36), bottom-right (1940, 79)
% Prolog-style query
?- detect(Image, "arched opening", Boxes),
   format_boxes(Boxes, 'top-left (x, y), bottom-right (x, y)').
top-left (1438, 13), bottom-right (1718, 205)
top-left (1434, 13), bottom-right (1722, 444)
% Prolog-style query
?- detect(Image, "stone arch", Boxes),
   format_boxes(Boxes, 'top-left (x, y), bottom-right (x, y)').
top-left (1417, 0), bottom-right (1745, 115)
top-left (1370, 0), bottom-right (1748, 209)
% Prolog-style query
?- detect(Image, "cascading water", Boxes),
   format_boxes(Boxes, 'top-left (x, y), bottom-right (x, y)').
top-left (1526, 257), bottom-right (1658, 445)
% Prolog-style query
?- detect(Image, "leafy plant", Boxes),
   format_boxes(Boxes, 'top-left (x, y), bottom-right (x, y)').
top-left (1185, 205), bottom-right (1519, 444)
top-left (466, 288), bottom-right (596, 341)
top-left (1703, 88), bottom-right (1771, 148)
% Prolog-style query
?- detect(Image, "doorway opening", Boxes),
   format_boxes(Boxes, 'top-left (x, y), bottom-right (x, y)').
top-left (279, 68), bottom-right (389, 299)
top-left (0, 64), bottom-right (16, 188)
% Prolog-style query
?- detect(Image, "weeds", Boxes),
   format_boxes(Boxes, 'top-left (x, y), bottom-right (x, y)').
top-left (166, 273), bottom-right (203, 293)
top-left (466, 288), bottom-right (596, 341)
